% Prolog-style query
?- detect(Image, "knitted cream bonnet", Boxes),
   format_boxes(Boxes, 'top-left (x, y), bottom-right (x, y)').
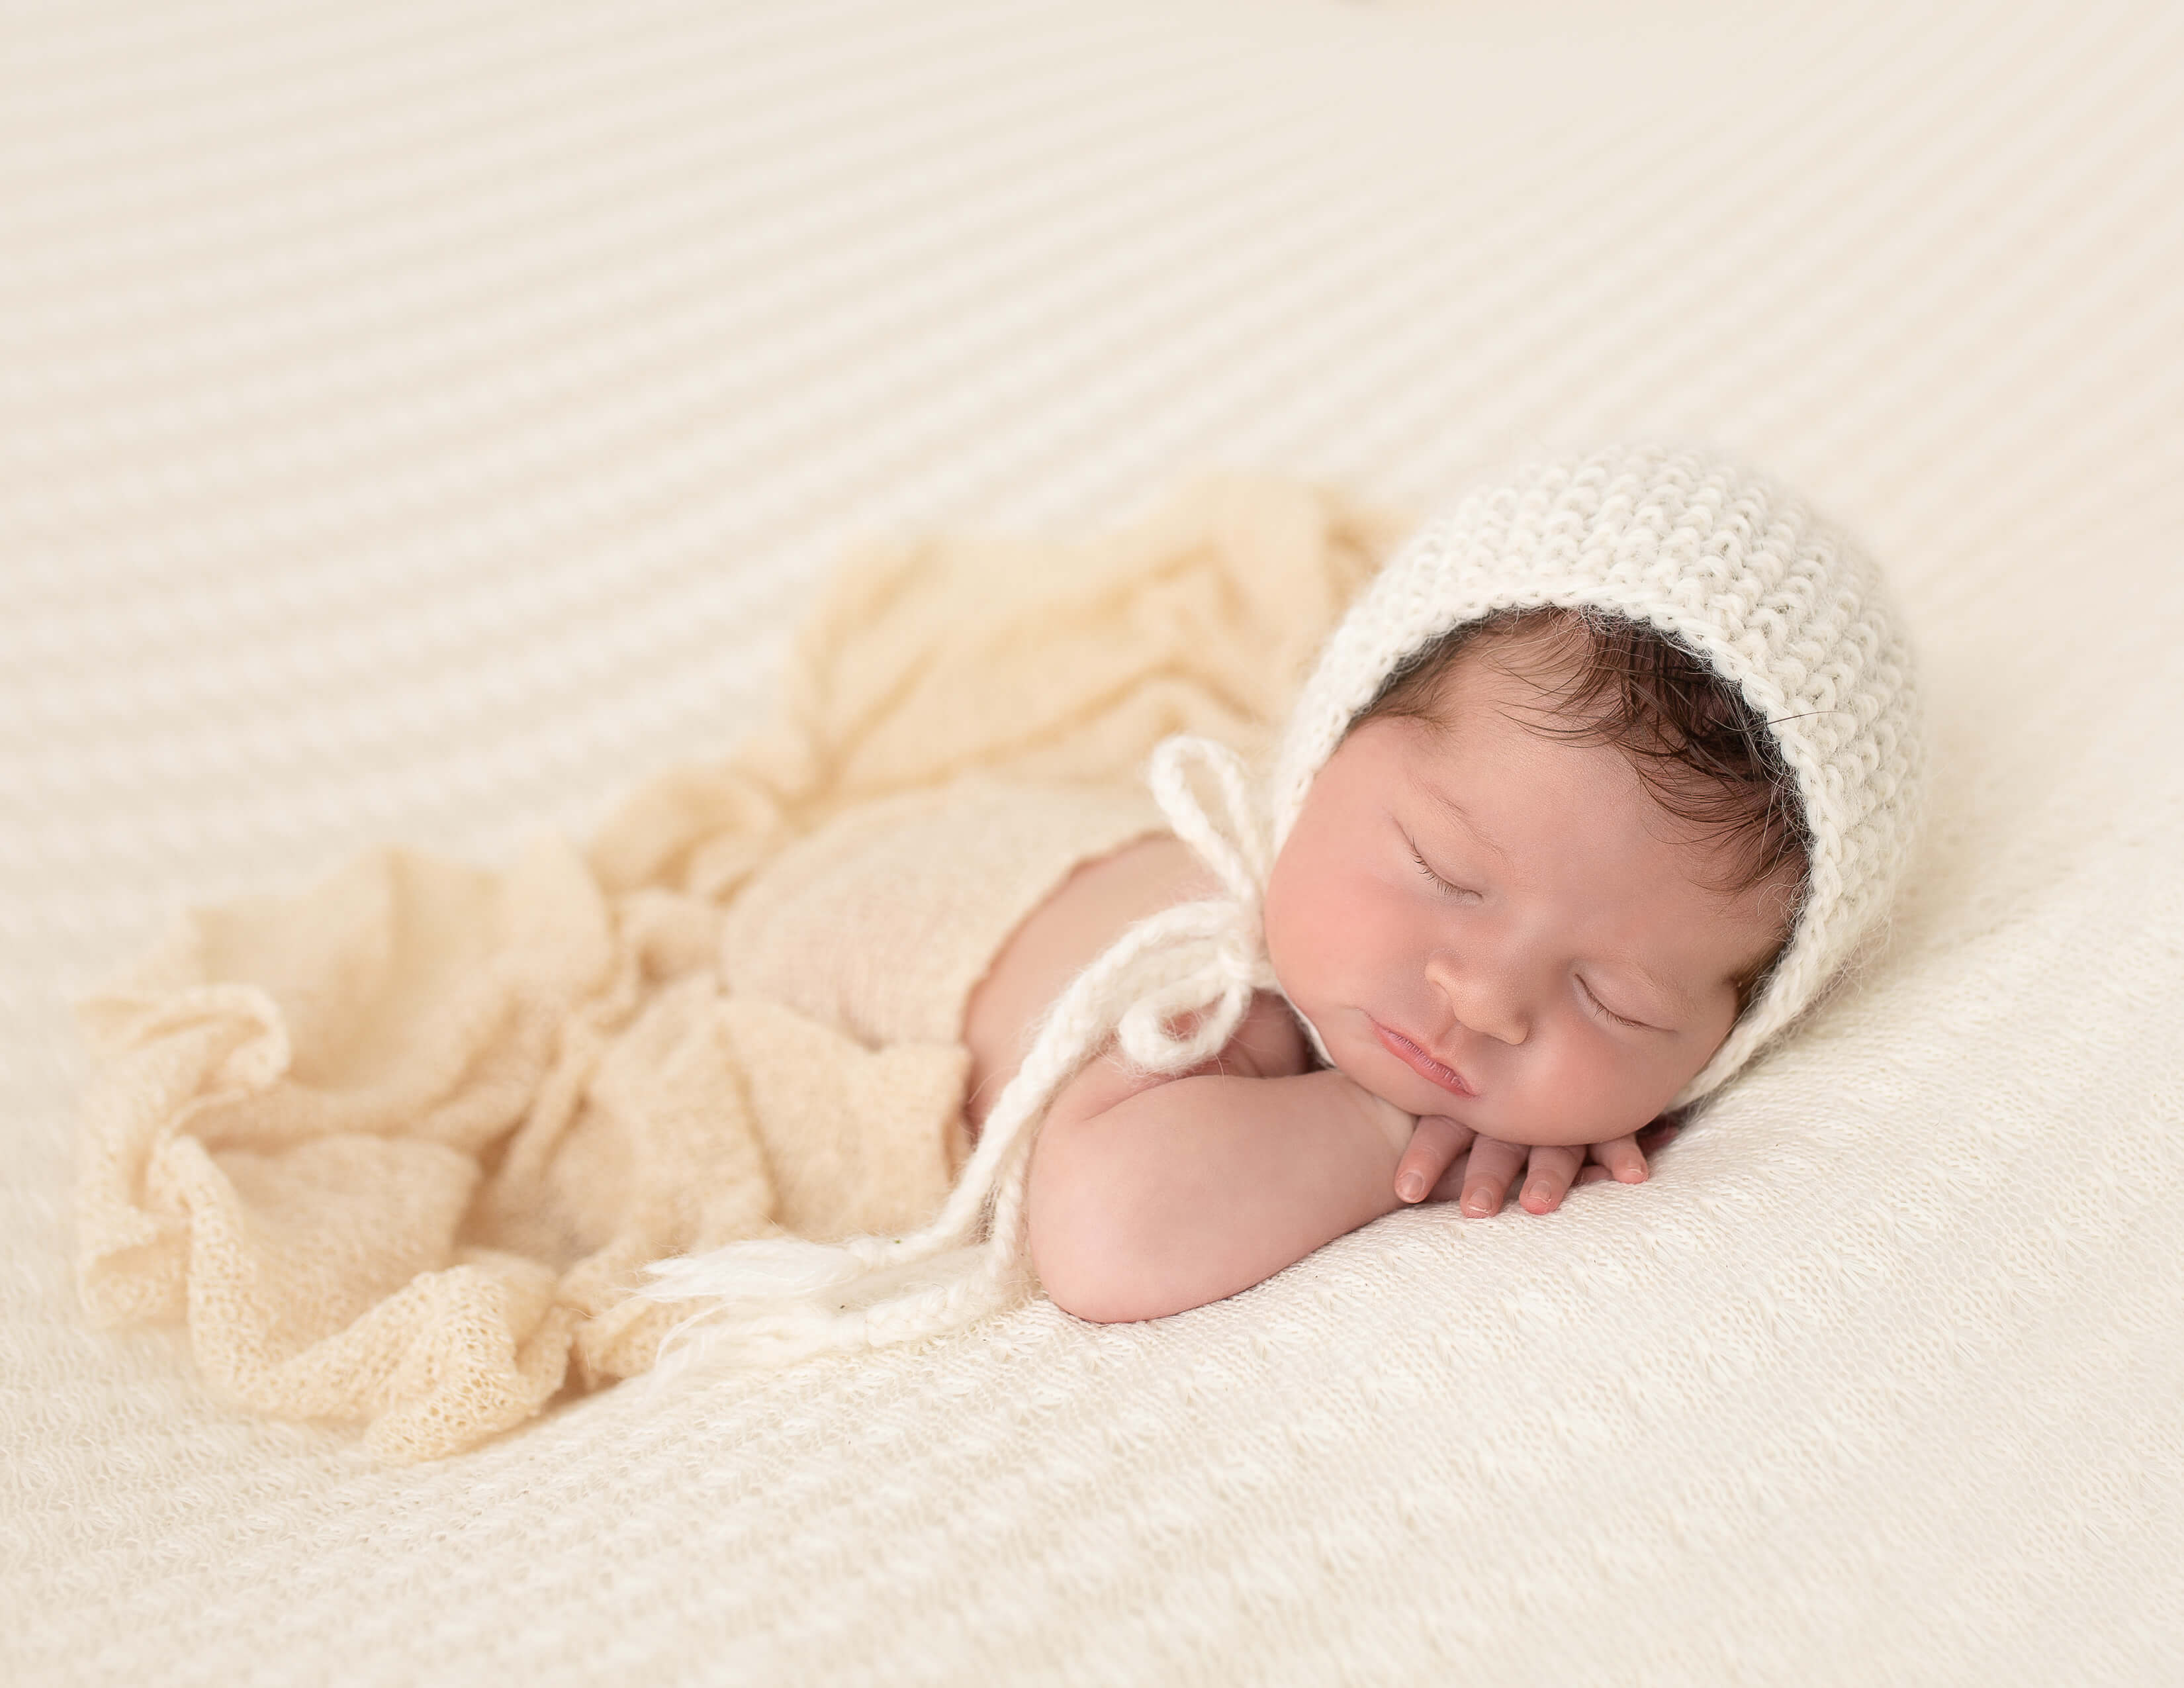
top-left (639, 444), bottom-right (1923, 1374)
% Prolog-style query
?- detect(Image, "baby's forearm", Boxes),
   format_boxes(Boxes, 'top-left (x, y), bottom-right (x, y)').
top-left (1026, 1068), bottom-right (1412, 1323)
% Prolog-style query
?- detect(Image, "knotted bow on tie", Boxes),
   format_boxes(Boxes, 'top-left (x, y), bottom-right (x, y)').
top-left (1103, 735), bottom-right (1282, 1071)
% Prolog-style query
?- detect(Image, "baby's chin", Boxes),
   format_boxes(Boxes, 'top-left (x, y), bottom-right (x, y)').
top-left (1351, 1072), bottom-right (1657, 1150)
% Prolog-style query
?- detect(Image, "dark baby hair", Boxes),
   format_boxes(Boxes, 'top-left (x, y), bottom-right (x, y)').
top-left (1354, 607), bottom-right (1811, 1006)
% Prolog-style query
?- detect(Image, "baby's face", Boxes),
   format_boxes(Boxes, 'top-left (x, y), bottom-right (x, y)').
top-left (1263, 650), bottom-right (1793, 1147)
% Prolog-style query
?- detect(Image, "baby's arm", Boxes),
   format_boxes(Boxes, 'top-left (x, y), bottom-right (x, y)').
top-left (1026, 998), bottom-right (1414, 1323)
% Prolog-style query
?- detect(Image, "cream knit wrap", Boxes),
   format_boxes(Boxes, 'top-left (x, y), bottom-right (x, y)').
top-left (641, 444), bottom-right (1923, 1370)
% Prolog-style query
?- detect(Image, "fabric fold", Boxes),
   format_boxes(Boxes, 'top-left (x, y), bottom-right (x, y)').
top-left (71, 472), bottom-right (1408, 1459)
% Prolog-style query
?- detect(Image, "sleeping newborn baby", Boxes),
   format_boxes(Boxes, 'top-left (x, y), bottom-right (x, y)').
top-left (976, 605), bottom-right (1810, 1322)
top-left (644, 444), bottom-right (1921, 1361)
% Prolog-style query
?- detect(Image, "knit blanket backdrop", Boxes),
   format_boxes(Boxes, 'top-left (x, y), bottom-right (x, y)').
top-left (8, 1), bottom-right (2182, 1683)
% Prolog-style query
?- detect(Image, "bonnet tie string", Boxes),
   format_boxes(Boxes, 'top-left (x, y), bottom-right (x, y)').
top-left (1111, 735), bottom-right (1279, 1070)
top-left (639, 733), bottom-right (1278, 1372)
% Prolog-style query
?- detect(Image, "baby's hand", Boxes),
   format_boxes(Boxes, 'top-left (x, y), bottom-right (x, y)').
top-left (1393, 1117), bottom-right (1680, 1217)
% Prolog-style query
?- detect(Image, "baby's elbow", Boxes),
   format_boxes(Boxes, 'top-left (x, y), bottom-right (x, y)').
top-left (1024, 1116), bottom-right (1166, 1325)
top-left (1036, 1252), bottom-right (1148, 1326)
top-left (1028, 1188), bottom-right (1156, 1325)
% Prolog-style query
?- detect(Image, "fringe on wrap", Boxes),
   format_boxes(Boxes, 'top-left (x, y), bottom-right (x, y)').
top-left (638, 736), bottom-right (1286, 1376)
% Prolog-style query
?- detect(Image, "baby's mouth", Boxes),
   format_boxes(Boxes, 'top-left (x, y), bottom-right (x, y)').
top-left (1372, 1021), bottom-right (1476, 1098)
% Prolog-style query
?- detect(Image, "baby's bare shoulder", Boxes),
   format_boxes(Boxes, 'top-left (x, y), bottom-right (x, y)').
top-left (1208, 990), bottom-right (1314, 1082)
top-left (964, 834), bottom-right (1215, 1130)
top-left (1034, 986), bottom-right (1313, 1141)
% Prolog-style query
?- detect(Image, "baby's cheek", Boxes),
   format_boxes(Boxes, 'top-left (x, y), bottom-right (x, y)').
top-left (1580, 1048), bottom-right (1688, 1142)
top-left (1259, 859), bottom-right (1322, 998)
top-left (1506, 1044), bottom-right (1643, 1147)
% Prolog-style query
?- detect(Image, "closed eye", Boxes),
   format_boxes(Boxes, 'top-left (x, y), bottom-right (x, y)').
top-left (1406, 840), bottom-right (1476, 901)
top-left (1578, 975), bottom-right (1653, 1031)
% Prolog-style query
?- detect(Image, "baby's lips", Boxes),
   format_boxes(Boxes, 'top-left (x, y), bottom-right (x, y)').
top-left (1372, 1019), bottom-right (1477, 1099)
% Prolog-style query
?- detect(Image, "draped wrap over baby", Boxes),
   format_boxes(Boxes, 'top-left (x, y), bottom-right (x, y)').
top-left (71, 474), bottom-right (1404, 1460)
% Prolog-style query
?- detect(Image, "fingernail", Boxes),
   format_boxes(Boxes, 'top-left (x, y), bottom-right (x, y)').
top-left (1397, 1173), bottom-right (1426, 1202)
top-left (1617, 1166), bottom-right (1647, 1182)
top-left (1524, 1182), bottom-right (1551, 1206)
top-left (1464, 1191), bottom-right (1496, 1216)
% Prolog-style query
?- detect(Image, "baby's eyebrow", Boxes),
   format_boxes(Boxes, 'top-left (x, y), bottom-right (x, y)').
top-left (1611, 959), bottom-right (1697, 1024)
top-left (1416, 779), bottom-right (1511, 861)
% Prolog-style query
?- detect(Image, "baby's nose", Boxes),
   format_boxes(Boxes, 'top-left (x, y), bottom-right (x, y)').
top-left (1426, 951), bottom-right (1529, 1045)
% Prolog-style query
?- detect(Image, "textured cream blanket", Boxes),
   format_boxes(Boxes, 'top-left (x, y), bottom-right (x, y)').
top-left (71, 475), bottom-right (1402, 1461)
top-left (17, 1), bottom-right (2184, 1679)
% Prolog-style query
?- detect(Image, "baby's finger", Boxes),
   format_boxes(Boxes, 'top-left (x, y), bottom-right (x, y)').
top-left (1461, 1136), bottom-right (1528, 1217)
top-left (1588, 1134), bottom-right (1650, 1185)
top-left (1517, 1144), bottom-right (1586, 1212)
top-left (1426, 1147), bottom-right (1471, 1203)
top-left (1396, 1115), bottom-right (1474, 1203)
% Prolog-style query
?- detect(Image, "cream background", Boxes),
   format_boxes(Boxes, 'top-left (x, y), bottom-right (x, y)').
top-left (5, 1), bottom-right (2181, 1681)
